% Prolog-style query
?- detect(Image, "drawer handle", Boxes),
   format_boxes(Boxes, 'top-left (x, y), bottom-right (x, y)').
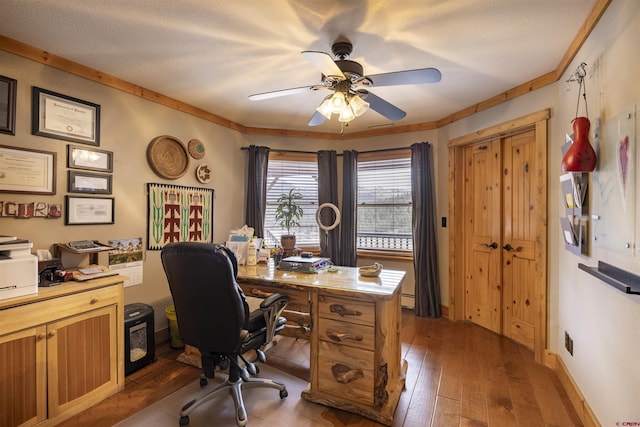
top-left (251, 289), bottom-right (273, 298)
top-left (326, 329), bottom-right (363, 343)
top-left (329, 304), bottom-right (362, 317)
top-left (90, 298), bottom-right (99, 304)
top-left (331, 363), bottom-right (364, 384)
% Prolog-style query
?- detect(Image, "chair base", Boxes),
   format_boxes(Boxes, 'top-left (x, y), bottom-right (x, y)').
top-left (179, 372), bottom-right (288, 427)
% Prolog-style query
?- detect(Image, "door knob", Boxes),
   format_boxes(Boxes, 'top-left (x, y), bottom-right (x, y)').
top-left (503, 244), bottom-right (513, 251)
top-left (484, 242), bottom-right (498, 249)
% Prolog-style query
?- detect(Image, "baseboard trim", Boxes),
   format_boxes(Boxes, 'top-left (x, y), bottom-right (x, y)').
top-left (545, 351), bottom-right (601, 427)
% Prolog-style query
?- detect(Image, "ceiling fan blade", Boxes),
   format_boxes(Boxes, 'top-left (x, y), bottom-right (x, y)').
top-left (364, 91), bottom-right (406, 121)
top-left (308, 110), bottom-right (326, 126)
top-left (366, 68), bottom-right (442, 87)
top-left (301, 51), bottom-right (345, 79)
top-left (249, 85), bottom-right (321, 101)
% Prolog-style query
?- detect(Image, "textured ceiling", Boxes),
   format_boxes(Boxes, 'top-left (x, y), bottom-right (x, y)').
top-left (1, 0), bottom-right (599, 134)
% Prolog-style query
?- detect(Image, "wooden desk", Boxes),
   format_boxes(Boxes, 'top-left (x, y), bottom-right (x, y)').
top-left (0, 276), bottom-right (125, 426)
top-left (237, 263), bottom-right (406, 426)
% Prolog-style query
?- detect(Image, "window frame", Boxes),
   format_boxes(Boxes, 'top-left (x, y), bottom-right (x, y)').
top-left (263, 151), bottom-right (320, 250)
top-left (356, 149), bottom-right (413, 260)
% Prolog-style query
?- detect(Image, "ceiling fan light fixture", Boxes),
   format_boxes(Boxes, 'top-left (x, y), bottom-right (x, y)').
top-left (329, 91), bottom-right (346, 111)
top-left (338, 105), bottom-right (356, 122)
top-left (349, 94), bottom-right (370, 117)
top-left (316, 96), bottom-right (334, 119)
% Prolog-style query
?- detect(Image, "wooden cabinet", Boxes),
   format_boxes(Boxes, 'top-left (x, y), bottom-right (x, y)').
top-left (316, 296), bottom-right (376, 405)
top-left (0, 277), bottom-right (124, 427)
top-left (304, 291), bottom-right (405, 426)
top-left (237, 264), bottom-right (406, 426)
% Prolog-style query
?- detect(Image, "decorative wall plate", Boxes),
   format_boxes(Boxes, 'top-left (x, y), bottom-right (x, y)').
top-left (146, 135), bottom-right (189, 179)
top-left (188, 139), bottom-right (205, 159)
top-left (196, 163), bottom-right (212, 184)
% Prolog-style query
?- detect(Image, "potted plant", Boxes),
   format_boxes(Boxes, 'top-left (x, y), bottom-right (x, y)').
top-left (275, 188), bottom-right (304, 250)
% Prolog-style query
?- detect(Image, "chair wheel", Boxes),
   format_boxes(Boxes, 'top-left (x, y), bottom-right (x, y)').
top-left (179, 415), bottom-right (190, 426)
top-left (280, 389), bottom-right (288, 399)
top-left (199, 377), bottom-right (208, 387)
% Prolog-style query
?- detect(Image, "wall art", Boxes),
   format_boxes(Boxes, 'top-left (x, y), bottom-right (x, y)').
top-left (147, 183), bottom-right (213, 250)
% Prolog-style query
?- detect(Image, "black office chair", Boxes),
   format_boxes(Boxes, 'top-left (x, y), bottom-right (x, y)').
top-left (161, 242), bottom-right (288, 427)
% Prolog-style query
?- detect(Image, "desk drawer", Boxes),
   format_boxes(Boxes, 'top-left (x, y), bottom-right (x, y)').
top-left (317, 317), bottom-right (374, 351)
top-left (318, 295), bottom-right (374, 326)
top-left (317, 341), bottom-right (374, 405)
top-left (239, 283), bottom-right (309, 308)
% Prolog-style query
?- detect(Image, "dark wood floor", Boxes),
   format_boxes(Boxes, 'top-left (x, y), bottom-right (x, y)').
top-left (60, 310), bottom-right (582, 427)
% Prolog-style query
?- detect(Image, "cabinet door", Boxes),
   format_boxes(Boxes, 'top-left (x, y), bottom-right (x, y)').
top-left (47, 305), bottom-right (118, 419)
top-left (0, 326), bottom-right (47, 427)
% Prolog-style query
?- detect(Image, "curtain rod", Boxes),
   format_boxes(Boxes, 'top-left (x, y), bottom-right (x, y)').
top-left (240, 146), bottom-right (416, 155)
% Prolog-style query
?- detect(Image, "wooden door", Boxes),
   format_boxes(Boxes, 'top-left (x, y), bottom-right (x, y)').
top-left (449, 110), bottom-right (548, 361)
top-left (502, 130), bottom-right (537, 348)
top-left (463, 130), bottom-right (539, 349)
top-left (464, 139), bottom-right (502, 334)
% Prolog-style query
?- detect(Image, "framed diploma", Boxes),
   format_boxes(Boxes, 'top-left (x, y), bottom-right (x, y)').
top-left (67, 144), bottom-right (113, 172)
top-left (32, 87), bottom-right (100, 146)
top-left (68, 170), bottom-right (112, 194)
top-left (0, 145), bottom-right (56, 194)
top-left (0, 75), bottom-right (17, 135)
top-left (65, 195), bottom-right (114, 225)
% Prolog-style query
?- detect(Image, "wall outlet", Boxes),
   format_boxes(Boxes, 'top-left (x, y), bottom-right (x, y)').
top-left (565, 331), bottom-right (574, 356)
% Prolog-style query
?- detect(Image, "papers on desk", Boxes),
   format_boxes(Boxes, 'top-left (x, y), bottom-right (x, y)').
top-left (71, 264), bottom-right (119, 281)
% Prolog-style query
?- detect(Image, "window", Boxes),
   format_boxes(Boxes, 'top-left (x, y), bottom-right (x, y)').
top-left (357, 149), bottom-right (412, 255)
top-left (263, 152), bottom-right (319, 248)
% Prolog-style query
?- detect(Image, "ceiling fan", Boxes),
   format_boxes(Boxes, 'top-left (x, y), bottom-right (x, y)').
top-left (248, 39), bottom-right (442, 127)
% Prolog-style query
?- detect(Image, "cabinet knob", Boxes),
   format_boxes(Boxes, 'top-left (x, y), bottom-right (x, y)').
top-left (326, 329), bottom-right (363, 343)
top-left (90, 298), bottom-right (98, 304)
top-left (329, 304), bottom-right (362, 317)
top-left (331, 363), bottom-right (364, 384)
top-left (47, 331), bottom-right (56, 338)
top-left (36, 333), bottom-right (46, 341)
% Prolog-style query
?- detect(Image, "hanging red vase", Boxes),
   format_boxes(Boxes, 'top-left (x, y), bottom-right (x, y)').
top-left (562, 116), bottom-right (596, 172)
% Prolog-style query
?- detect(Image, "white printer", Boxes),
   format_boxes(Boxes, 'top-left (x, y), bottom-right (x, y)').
top-left (0, 239), bottom-right (38, 300)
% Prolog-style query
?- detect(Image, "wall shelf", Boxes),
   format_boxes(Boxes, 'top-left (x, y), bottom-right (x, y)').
top-left (578, 261), bottom-right (640, 295)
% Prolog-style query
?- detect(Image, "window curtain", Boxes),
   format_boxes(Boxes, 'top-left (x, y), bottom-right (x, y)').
top-left (244, 145), bottom-right (270, 240)
top-left (337, 150), bottom-right (357, 266)
top-left (411, 142), bottom-right (441, 318)
top-left (317, 150), bottom-right (339, 261)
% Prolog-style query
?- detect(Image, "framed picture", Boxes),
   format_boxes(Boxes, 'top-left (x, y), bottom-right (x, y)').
top-left (0, 145), bottom-right (56, 194)
top-left (32, 87), bottom-right (100, 146)
top-left (67, 144), bottom-right (113, 172)
top-left (68, 170), bottom-right (112, 194)
top-left (65, 195), bottom-right (114, 225)
top-left (0, 75), bottom-right (17, 135)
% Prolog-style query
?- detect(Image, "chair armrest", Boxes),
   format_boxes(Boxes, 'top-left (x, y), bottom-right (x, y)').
top-left (258, 293), bottom-right (288, 344)
top-left (260, 293), bottom-right (288, 310)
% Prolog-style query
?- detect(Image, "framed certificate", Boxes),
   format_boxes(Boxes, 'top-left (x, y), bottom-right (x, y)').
top-left (0, 145), bottom-right (56, 194)
top-left (32, 87), bottom-right (100, 146)
top-left (67, 144), bottom-right (113, 172)
top-left (68, 170), bottom-right (112, 194)
top-left (65, 196), bottom-right (114, 225)
top-left (0, 75), bottom-right (16, 135)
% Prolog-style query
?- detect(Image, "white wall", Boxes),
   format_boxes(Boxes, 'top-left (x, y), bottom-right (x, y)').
top-left (0, 49), bottom-right (247, 327)
top-left (552, 0), bottom-right (640, 424)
